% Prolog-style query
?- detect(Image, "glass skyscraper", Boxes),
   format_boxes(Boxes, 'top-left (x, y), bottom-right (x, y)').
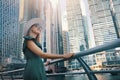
top-left (66, 0), bottom-right (83, 70)
top-left (88, 0), bottom-right (117, 45)
top-left (88, 0), bottom-right (120, 67)
top-left (112, 0), bottom-right (120, 37)
top-left (0, 0), bottom-right (22, 65)
top-left (66, 0), bottom-right (96, 70)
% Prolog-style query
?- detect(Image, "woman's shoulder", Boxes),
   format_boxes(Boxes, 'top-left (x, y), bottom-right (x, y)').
top-left (23, 36), bottom-right (36, 40)
top-left (23, 36), bottom-right (42, 49)
top-left (23, 36), bottom-right (36, 51)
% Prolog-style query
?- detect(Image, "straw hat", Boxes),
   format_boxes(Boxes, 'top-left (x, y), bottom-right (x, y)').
top-left (23, 18), bottom-right (45, 36)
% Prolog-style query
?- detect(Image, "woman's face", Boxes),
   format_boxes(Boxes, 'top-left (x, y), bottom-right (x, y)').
top-left (31, 26), bottom-right (42, 35)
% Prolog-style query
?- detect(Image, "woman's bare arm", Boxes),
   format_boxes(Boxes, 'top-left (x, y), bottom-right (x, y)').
top-left (27, 40), bottom-right (74, 59)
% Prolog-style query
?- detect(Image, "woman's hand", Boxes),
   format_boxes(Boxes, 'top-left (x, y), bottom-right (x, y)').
top-left (62, 53), bottom-right (74, 59)
top-left (36, 34), bottom-right (41, 42)
top-left (44, 61), bottom-right (50, 66)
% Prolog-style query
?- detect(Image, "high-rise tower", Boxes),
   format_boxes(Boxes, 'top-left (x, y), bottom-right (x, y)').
top-left (0, 0), bottom-right (22, 65)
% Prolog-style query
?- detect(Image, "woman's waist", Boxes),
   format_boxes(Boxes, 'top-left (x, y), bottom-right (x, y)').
top-left (25, 57), bottom-right (44, 68)
top-left (26, 57), bottom-right (42, 61)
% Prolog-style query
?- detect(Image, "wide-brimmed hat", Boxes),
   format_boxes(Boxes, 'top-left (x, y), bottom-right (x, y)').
top-left (23, 18), bottom-right (45, 36)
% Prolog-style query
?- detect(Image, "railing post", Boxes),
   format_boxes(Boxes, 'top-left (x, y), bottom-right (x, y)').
top-left (10, 73), bottom-right (14, 80)
top-left (0, 74), bottom-right (4, 80)
top-left (77, 57), bottom-right (97, 80)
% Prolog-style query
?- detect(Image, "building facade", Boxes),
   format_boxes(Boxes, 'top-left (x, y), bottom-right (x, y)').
top-left (52, 0), bottom-right (64, 68)
top-left (88, 0), bottom-right (120, 68)
top-left (111, 0), bottom-right (120, 37)
top-left (66, 0), bottom-right (96, 70)
top-left (0, 0), bottom-right (22, 65)
top-left (62, 31), bottom-right (70, 68)
top-left (45, 0), bottom-right (53, 54)
top-left (62, 31), bottom-right (70, 54)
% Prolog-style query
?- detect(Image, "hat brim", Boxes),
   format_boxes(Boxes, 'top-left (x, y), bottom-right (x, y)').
top-left (23, 18), bottom-right (45, 36)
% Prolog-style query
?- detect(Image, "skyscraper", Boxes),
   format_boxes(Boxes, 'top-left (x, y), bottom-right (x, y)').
top-left (88, 0), bottom-right (117, 45)
top-left (62, 31), bottom-right (70, 68)
top-left (53, 0), bottom-right (64, 68)
top-left (66, 0), bottom-right (86, 53)
top-left (62, 31), bottom-right (70, 54)
top-left (109, 0), bottom-right (120, 38)
top-left (66, 0), bottom-right (95, 70)
top-left (45, 0), bottom-right (53, 54)
top-left (23, 0), bottom-right (45, 21)
top-left (0, 0), bottom-right (22, 65)
top-left (88, 0), bottom-right (120, 68)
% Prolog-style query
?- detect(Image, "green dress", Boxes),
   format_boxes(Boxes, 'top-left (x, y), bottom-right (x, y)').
top-left (23, 36), bottom-right (47, 80)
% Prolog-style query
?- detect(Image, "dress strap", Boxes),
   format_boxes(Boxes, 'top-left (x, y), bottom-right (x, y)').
top-left (23, 36), bottom-right (36, 40)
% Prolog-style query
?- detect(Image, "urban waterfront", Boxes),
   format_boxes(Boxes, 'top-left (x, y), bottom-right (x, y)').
top-left (1, 0), bottom-right (120, 80)
top-left (48, 74), bottom-right (120, 80)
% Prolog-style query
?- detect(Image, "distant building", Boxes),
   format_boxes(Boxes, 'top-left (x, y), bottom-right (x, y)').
top-left (51, 0), bottom-right (64, 68)
top-left (45, 0), bottom-right (53, 54)
top-left (66, 0), bottom-right (96, 70)
top-left (0, 0), bottom-right (22, 65)
top-left (88, 0), bottom-right (120, 67)
top-left (62, 31), bottom-right (70, 54)
top-left (111, 0), bottom-right (120, 37)
top-left (43, 0), bottom-right (65, 72)
top-left (66, 0), bottom-right (84, 70)
top-left (62, 31), bottom-right (70, 68)
top-left (23, 0), bottom-right (46, 21)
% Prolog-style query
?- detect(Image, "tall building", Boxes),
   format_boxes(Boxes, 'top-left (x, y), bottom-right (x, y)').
top-left (0, 0), bottom-right (2, 65)
top-left (66, 0), bottom-right (86, 53)
top-left (110, 0), bottom-right (120, 37)
top-left (62, 31), bottom-right (70, 54)
top-left (49, 0), bottom-right (64, 70)
top-left (88, 0), bottom-right (120, 68)
top-left (51, 0), bottom-right (63, 55)
top-left (66, 0), bottom-right (96, 70)
top-left (0, 0), bottom-right (22, 65)
top-left (58, 0), bottom-right (64, 67)
top-left (88, 0), bottom-right (117, 45)
top-left (62, 31), bottom-right (70, 68)
top-left (57, 0), bottom-right (64, 56)
top-left (45, 0), bottom-right (53, 54)
top-left (23, 0), bottom-right (46, 21)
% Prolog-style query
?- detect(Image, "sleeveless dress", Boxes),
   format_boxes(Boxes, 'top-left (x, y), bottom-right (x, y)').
top-left (23, 36), bottom-right (47, 80)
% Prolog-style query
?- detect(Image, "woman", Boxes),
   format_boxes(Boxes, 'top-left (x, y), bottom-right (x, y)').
top-left (23, 20), bottom-right (74, 80)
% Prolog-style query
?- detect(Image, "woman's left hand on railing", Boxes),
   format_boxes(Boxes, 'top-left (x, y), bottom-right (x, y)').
top-left (62, 53), bottom-right (75, 59)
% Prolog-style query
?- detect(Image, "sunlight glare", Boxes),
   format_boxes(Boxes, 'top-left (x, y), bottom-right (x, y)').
top-left (50, 0), bottom-right (58, 7)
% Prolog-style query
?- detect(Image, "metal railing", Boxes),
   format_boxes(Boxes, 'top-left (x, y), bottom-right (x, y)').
top-left (0, 39), bottom-right (120, 80)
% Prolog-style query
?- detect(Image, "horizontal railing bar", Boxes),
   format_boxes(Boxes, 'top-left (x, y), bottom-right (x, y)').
top-left (47, 70), bottom-right (120, 76)
top-left (1, 69), bottom-right (119, 75)
top-left (1, 75), bottom-right (23, 79)
top-left (49, 39), bottom-right (120, 65)
top-left (46, 72), bottom-right (86, 76)
top-left (91, 70), bottom-right (120, 74)
top-left (1, 70), bottom-right (120, 78)
top-left (0, 68), bottom-right (24, 75)
top-left (75, 39), bottom-right (120, 57)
